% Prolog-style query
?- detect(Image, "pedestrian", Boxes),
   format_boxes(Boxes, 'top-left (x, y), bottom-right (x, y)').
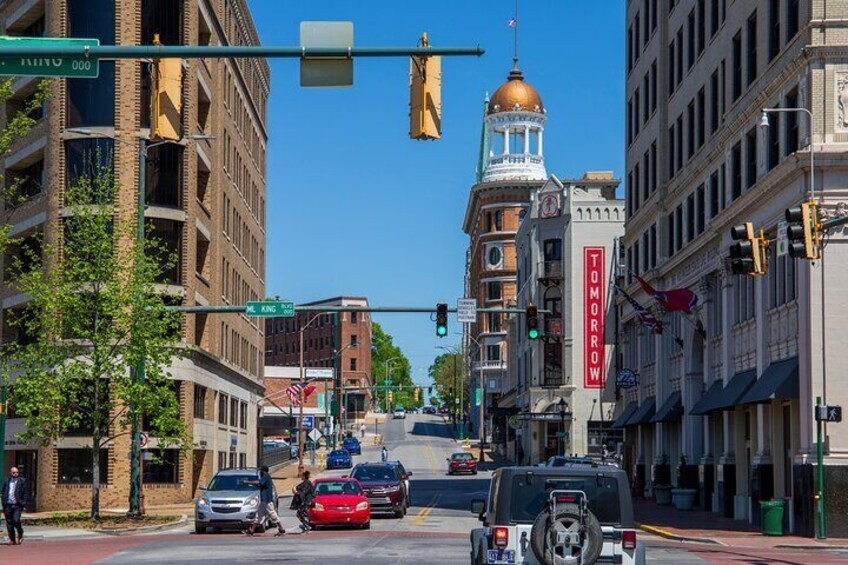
top-left (1, 467), bottom-right (29, 545)
top-left (381, 446), bottom-right (388, 462)
top-left (243, 466), bottom-right (284, 537)
top-left (359, 423), bottom-right (366, 439)
top-left (291, 470), bottom-right (315, 533)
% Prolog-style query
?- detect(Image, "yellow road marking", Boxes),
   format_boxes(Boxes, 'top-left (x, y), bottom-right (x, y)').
top-left (424, 443), bottom-right (438, 471)
top-left (410, 494), bottom-right (440, 527)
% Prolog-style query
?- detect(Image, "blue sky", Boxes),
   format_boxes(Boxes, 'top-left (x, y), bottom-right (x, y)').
top-left (251, 1), bottom-right (625, 385)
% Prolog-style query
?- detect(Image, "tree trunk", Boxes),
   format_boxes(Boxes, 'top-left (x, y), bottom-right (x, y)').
top-left (91, 435), bottom-right (100, 521)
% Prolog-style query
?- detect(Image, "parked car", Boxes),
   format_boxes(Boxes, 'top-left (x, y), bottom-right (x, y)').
top-left (447, 452), bottom-right (478, 475)
top-left (308, 478), bottom-right (370, 529)
top-left (342, 436), bottom-right (362, 455)
top-left (393, 407), bottom-right (406, 419)
top-left (470, 465), bottom-right (645, 565)
top-left (422, 406), bottom-right (436, 415)
top-left (385, 460), bottom-right (413, 508)
top-left (350, 463), bottom-right (407, 518)
top-left (194, 468), bottom-right (276, 534)
top-left (326, 448), bottom-right (353, 469)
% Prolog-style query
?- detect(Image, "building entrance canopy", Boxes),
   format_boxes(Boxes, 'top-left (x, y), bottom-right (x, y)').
top-left (612, 401), bottom-right (638, 428)
top-left (690, 380), bottom-right (725, 415)
top-left (740, 357), bottom-right (799, 405)
top-left (711, 370), bottom-right (756, 412)
top-left (624, 397), bottom-right (655, 427)
top-left (651, 391), bottom-right (682, 423)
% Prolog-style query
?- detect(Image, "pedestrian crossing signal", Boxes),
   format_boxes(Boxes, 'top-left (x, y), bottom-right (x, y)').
top-left (816, 404), bottom-right (842, 423)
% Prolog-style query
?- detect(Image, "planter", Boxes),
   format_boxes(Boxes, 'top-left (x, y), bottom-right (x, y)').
top-left (671, 488), bottom-right (698, 510)
top-left (654, 485), bottom-right (672, 505)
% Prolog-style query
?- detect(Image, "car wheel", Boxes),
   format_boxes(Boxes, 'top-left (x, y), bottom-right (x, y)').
top-left (194, 524), bottom-right (206, 534)
top-left (255, 521), bottom-right (267, 534)
top-left (472, 470), bottom-right (478, 475)
top-left (362, 521), bottom-right (371, 530)
top-left (395, 506), bottom-right (406, 519)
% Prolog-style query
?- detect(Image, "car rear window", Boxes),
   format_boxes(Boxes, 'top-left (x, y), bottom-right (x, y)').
top-left (331, 450), bottom-right (348, 456)
top-left (453, 453), bottom-right (474, 460)
top-left (509, 475), bottom-right (621, 525)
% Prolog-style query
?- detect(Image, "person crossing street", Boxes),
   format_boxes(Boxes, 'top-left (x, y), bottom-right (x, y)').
top-left (291, 470), bottom-right (315, 533)
top-left (2, 467), bottom-right (29, 546)
top-left (243, 466), bottom-right (285, 537)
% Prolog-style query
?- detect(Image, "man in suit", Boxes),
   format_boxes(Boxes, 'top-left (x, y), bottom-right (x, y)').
top-left (2, 467), bottom-right (29, 545)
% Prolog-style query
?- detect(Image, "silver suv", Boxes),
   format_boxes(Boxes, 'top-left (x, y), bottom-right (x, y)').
top-left (194, 468), bottom-right (277, 534)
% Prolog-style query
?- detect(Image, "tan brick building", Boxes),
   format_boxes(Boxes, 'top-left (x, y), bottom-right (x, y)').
top-left (0, 0), bottom-right (268, 511)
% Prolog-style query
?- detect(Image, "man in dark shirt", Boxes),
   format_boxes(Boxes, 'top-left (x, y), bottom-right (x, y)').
top-left (2, 467), bottom-right (29, 545)
top-left (244, 466), bottom-right (284, 536)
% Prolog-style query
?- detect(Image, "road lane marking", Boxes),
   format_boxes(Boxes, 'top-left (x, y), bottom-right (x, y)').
top-left (411, 494), bottom-right (441, 527)
top-left (424, 443), bottom-right (438, 471)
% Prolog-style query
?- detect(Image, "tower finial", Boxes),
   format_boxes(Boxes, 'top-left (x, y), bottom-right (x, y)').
top-left (512, 0), bottom-right (520, 67)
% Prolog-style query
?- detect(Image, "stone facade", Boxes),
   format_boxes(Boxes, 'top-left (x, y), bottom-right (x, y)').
top-left (0, 0), bottom-right (268, 511)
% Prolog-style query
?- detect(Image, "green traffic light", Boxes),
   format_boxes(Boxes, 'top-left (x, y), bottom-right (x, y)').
top-left (437, 326), bottom-right (447, 336)
top-left (528, 329), bottom-right (539, 340)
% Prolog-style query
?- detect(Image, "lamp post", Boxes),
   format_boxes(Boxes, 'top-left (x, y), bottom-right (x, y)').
top-left (384, 356), bottom-right (401, 414)
top-left (437, 345), bottom-right (463, 439)
top-left (334, 342), bottom-right (359, 437)
top-left (558, 398), bottom-right (568, 457)
top-left (297, 312), bottom-right (325, 478)
top-left (762, 108), bottom-right (824, 538)
top-left (67, 128), bottom-right (213, 516)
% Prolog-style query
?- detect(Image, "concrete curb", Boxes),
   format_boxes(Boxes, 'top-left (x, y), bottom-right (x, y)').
top-left (775, 544), bottom-right (848, 550)
top-left (93, 514), bottom-right (187, 536)
top-left (635, 523), bottom-right (724, 545)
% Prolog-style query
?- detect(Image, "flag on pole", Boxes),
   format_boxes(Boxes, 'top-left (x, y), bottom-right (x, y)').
top-left (616, 285), bottom-right (663, 335)
top-left (286, 382), bottom-right (304, 406)
top-left (634, 275), bottom-right (698, 314)
top-left (508, 18), bottom-right (517, 28)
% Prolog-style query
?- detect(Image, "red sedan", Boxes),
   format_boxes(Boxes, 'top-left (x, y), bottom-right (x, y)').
top-left (447, 452), bottom-right (478, 475)
top-left (308, 478), bottom-right (371, 529)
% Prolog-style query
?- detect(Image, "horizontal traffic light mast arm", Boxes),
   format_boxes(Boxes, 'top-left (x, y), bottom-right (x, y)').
top-left (821, 213), bottom-right (848, 231)
top-left (166, 305), bottom-right (547, 315)
top-left (0, 45), bottom-right (485, 59)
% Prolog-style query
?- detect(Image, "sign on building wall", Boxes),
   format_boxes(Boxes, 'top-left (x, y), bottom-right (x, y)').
top-left (584, 247), bottom-right (606, 389)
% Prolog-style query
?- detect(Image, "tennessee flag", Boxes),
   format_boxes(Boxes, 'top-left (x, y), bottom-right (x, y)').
top-left (634, 275), bottom-right (698, 314)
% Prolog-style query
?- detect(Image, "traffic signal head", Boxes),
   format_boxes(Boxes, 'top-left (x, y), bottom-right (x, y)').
top-left (409, 33), bottom-right (442, 140)
top-left (436, 303), bottom-right (448, 337)
top-left (388, 390), bottom-right (394, 402)
top-left (526, 304), bottom-right (539, 340)
top-left (728, 222), bottom-right (767, 275)
top-left (414, 388), bottom-right (419, 401)
top-left (150, 35), bottom-right (183, 141)
top-left (785, 201), bottom-right (821, 260)
top-left (428, 386), bottom-right (433, 395)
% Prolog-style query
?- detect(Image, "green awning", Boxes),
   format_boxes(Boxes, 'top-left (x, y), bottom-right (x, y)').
top-left (690, 380), bottom-right (725, 415)
top-left (651, 391), bottom-right (683, 423)
top-left (711, 370), bottom-right (756, 412)
top-left (626, 397), bottom-right (656, 426)
top-left (612, 401), bottom-right (639, 429)
top-left (740, 357), bottom-right (799, 405)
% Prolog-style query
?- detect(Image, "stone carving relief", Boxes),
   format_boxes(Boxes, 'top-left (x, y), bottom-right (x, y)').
top-left (836, 71), bottom-right (848, 132)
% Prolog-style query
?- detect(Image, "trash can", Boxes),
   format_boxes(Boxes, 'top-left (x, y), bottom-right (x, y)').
top-left (760, 499), bottom-right (786, 536)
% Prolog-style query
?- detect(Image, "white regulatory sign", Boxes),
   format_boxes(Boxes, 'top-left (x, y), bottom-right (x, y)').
top-left (456, 298), bottom-right (477, 324)
top-left (776, 220), bottom-right (788, 257)
top-left (308, 428), bottom-right (324, 443)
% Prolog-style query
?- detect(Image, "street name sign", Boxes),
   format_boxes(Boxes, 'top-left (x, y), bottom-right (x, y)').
top-left (305, 368), bottom-right (333, 380)
top-left (0, 36), bottom-right (99, 78)
top-left (246, 301), bottom-right (295, 317)
top-left (457, 298), bottom-right (477, 323)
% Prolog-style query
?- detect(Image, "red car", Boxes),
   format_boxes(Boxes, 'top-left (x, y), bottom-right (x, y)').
top-left (307, 478), bottom-right (371, 529)
top-left (447, 452), bottom-right (478, 475)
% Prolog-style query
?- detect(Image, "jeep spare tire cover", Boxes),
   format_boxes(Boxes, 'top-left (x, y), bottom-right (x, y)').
top-left (530, 504), bottom-right (604, 565)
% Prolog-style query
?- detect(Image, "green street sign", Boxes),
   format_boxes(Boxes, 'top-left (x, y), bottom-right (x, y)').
top-left (0, 36), bottom-right (100, 78)
top-left (383, 379), bottom-right (393, 386)
top-left (245, 301), bottom-right (295, 317)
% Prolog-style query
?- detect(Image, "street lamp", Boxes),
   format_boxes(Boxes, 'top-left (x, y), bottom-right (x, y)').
top-left (763, 107), bottom-right (826, 539)
top-left (384, 356), bottom-right (401, 414)
top-left (334, 341), bottom-right (359, 437)
top-left (295, 311), bottom-right (327, 477)
top-left (437, 344), bottom-right (463, 440)
top-left (558, 399), bottom-right (568, 457)
top-left (65, 128), bottom-right (214, 517)
top-left (459, 333), bottom-right (486, 462)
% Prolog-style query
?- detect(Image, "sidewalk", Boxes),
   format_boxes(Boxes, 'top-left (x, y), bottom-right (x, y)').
top-left (634, 499), bottom-right (848, 549)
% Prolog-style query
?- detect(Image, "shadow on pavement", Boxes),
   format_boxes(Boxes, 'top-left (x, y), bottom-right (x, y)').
top-left (409, 420), bottom-right (454, 439)
top-left (409, 478), bottom-right (491, 511)
top-left (634, 499), bottom-right (757, 533)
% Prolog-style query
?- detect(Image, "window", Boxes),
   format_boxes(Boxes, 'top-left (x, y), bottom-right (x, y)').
top-left (543, 342), bottom-right (563, 386)
top-left (58, 449), bottom-right (109, 484)
top-left (239, 453), bottom-right (247, 468)
top-left (667, 213), bottom-right (674, 257)
top-left (142, 449), bottom-right (179, 484)
top-left (785, 90), bottom-right (799, 155)
top-left (769, 249), bottom-right (797, 308)
top-left (633, 163), bottom-right (640, 211)
top-left (486, 344), bottom-right (501, 362)
top-left (769, 0), bottom-right (781, 62)
top-left (676, 28), bottom-right (684, 84)
top-left (650, 60), bottom-right (658, 112)
top-left (65, 139), bottom-right (114, 196)
top-left (731, 142), bottom-right (742, 200)
top-left (634, 88), bottom-right (640, 137)
top-left (787, 0), bottom-right (799, 40)
top-left (767, 111), bottom-right (780, 171)
top-left (487, 246), bottom-right (502, 267)
top-left (676, 115), bottom-right (683, 171)
top-left (488, 280), bottom-right (502, 300)
top-left (747, 12), bottom-right (758, 86)
top-left (145, 144), bottom-right (183, 208)
top-left (710, 0), bottom-right (719, 37)
top-left (350, 357), bottom-right (357, 371)
top-left (732, 31), bottom-right (742, 100)
top-left (142, 0), bottom-right (184, 45)
top-left (746, 127), bottom-right (757, 189)
top-left (688, 10), bottom-right (696, 69)
top-left (194, 385), bottom-right (207, 419)
top-left (687, 101), bottom-right (695, 159)
top-left (643, 73), bottom-right (650, 123)
top-left (668, 124), bottom-right (676, 178)
top-left (7, 159), bottom-right (45, 200)
top-left (494, 210), bottom-right (503, 231)
top-left (710, 170), bottom-right (720, 218)
top-left (697, 0), bottom-right (706, 54)
top-left (147, 218), bottom-right (183, 285)
top-left (350, 311), bottom-right (358, 324)
top-left (668, 41), bottom-right (676, 95)
top-left (350, 334), bottom-right (358, 347)
top-left (633, 240), bottom-right (640, 274)
top-left (488, 312), bottom-right (502, 333)
top-left (686, 194), bottom-right (695, 242)
top-left (627, 99), bottom-right (633, 145)
top-left (651, 0), bottom-right (658, 31)
top-left (650, 224), bottom-right (657, 267)
top-left (710, 69), bottom-right (720, 133)
top-left (240, 401), bottom-right (248, 429)
top-left (675, 205), bottom-right (683, 251)
top-left (67, 62), bottom-right (115, 127)
top-left (218, 394), bottom-right (228, 425)
top-left (697, 88), bottom-right (705, 148)
top-left (634, 14), bottom-right (641, 62)
top-left (650, 141), bottom-right (657, 193)
top-left (696, 185), bottom-right (705, 235)
top-left (229, 398), bottom-right (238, 427)
top-left (627, 25), bottom-right (633, 73)
top-left (735, 275), bottom-right (755, 323)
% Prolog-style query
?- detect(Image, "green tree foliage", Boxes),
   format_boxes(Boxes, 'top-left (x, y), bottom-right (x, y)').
top-left (369, 322), bottom-right (421, 410)
top-left (6, 161), bottom-right (188, 520)
top-left (428, 351), bottom-right (467, 417)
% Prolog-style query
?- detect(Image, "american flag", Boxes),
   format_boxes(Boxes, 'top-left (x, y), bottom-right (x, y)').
top-left (616, 285), bottom-right (664, 335)
top-left (286, 382), bottom-right (317, 407)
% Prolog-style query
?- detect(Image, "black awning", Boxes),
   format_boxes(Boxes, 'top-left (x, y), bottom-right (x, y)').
top-left (612, 401), bottom-right (639, 428)
top-left (740, 357), bottom-right (799, 405)
top-left (626, 397), bottom-right (656, 426)
top-left (651, 391), bottom-right (683, 423)
top-left (690, 380), bottom-right (725, 415)
top-left (490, 406), bottom-right (520, 416)
top-left (711, 370), bottom-right (756, 411)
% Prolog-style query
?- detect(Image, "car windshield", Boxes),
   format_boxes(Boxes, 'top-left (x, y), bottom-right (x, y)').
top-left (207, 474), bottom-right (257, 491)
top-left (452, 453), bottom-right (474, 460)
top-left (315, 481), bottom-right (362, 495)
top-left (352, 465), bottom-right (397, 482)
top-left (509, 475), bottom-right (621, 524)
top-left (344, 438), bottom-right (359, 444)
top-left (331, 450), bottom-right (349, 457)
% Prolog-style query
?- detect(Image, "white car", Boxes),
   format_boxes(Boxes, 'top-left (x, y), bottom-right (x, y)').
top-left (393, 408), bottom-right (406, 419)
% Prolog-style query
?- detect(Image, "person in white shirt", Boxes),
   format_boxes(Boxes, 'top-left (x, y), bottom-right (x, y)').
top-left (2, 467), bottom-right (29, 545)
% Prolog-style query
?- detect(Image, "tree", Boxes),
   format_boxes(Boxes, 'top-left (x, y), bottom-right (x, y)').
top-left (428, 351), bottom-right (467, 418)
top-left (369, 322), bottom-right (421, 410)
top-left (6, 160), bottom-right (188, 520)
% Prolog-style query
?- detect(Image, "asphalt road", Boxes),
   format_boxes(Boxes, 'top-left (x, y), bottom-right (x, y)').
top-left (10, 414), bottom-right (848, 564)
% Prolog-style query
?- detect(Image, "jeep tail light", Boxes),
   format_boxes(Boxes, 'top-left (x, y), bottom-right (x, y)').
top-left (622, 529), bottom-right (637, 550)
top-left (555, 495), bottom-right (576, 503)
top-left (494, 527), bottom-right (509, 548)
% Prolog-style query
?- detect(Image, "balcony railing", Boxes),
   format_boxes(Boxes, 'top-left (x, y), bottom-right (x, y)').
top-left (474, 360), bottom-right (506, 371)
top-left (542, 368), bottom-right (565, 387)
top-left (538, 260), bottom-right (563, 279)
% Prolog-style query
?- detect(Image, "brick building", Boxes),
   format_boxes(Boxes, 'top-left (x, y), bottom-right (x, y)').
top-left (0, 0), bottom-right (268, 511)
top-left (265, 297), bottom-right (373, 424)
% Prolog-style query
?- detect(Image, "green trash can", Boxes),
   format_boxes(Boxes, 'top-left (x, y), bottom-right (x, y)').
top-left (760, 499), bottom-right (786, 536)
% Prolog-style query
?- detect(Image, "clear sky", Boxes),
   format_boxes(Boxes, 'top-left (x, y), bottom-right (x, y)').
top-left (251, 1), bottom-right (625, 385)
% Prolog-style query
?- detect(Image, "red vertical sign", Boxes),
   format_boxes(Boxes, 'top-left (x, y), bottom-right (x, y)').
top-left (584, 247), bottom-right (605, 389)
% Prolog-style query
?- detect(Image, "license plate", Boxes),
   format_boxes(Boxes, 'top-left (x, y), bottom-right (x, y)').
top-left (486, 549), bottom-right (515, 564)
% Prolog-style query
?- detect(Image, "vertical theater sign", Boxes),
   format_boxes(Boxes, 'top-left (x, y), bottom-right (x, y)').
top-left (584, 247), bottom-right (605, 389)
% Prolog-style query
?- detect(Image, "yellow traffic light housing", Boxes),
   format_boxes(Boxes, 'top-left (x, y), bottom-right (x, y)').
top-left (388, 390), bottom-right (394, 403)
top-left (729, 222), bottom-right (768, 275)
top-left (785, 200), bottom-right (822, 260)
top-left (150, 34), bottom-right (183, 141)
top-left (409, 33), bottom-right (442, 140)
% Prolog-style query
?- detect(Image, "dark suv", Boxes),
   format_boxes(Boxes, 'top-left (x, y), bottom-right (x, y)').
top-left (350, 462), bottom-right (407, 518)
top-left (470, 465), bottom-right (645, 565)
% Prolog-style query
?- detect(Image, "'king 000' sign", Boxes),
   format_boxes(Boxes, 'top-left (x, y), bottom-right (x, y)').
top-left (584, 247), bottom-right (605, 389)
